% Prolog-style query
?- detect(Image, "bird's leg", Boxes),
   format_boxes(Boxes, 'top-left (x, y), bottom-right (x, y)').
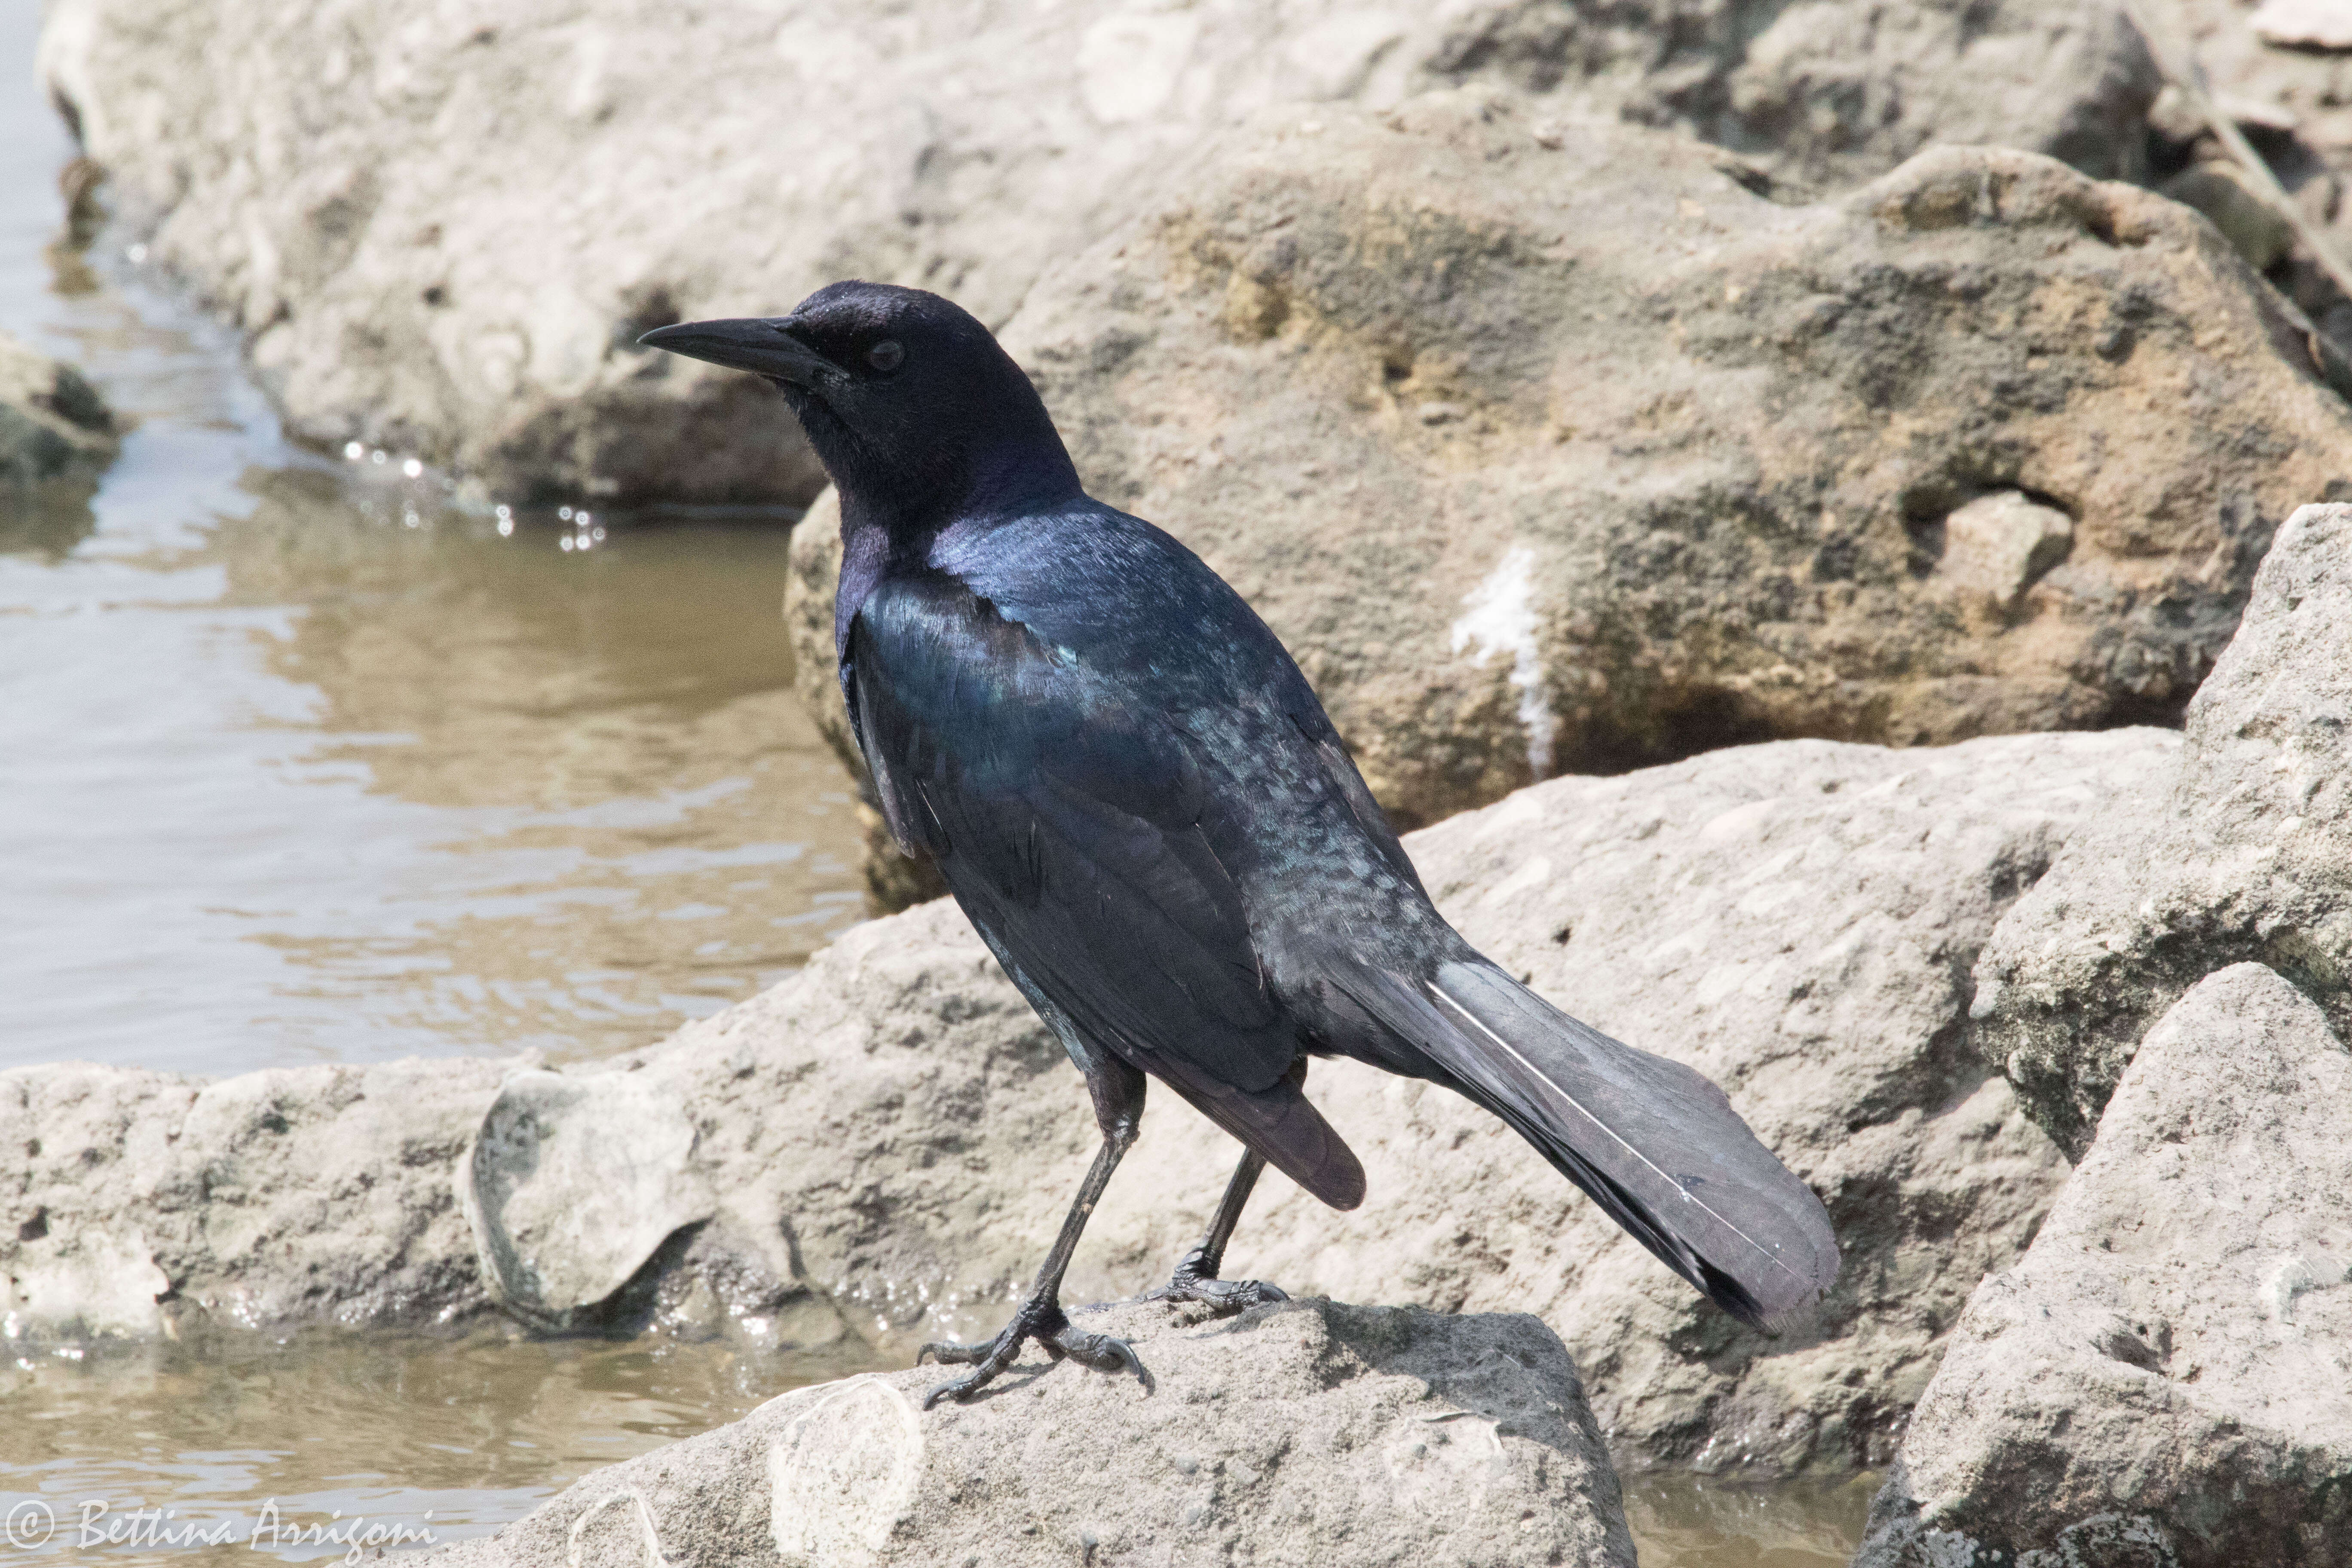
top-left (1142, 1147), bottom-right (1289, 1311)
top-left (1144, 1056), bottom-right (1304, 1312)
top-left (917, 1060), bottom-right (1151, 1408)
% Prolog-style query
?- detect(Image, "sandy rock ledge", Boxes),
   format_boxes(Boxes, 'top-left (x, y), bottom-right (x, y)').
top-left (418, 1297), bottom-right (1636, 1568)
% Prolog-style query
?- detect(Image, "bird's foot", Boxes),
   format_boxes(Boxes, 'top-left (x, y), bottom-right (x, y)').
top-left (1139, 1246), bottom-right (1288, 1314)
top-left (916, 1295), bottom-right (1151, 1408)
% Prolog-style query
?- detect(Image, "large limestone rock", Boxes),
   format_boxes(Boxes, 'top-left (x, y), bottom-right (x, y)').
top-left (1856, 963), bottom-right (2352, 1568)
top-left (420, 1298), bottom-right (1636, 1568)
top-left (789, 96), bottom-right (2352, 839)
top-left (2, 727), bottom-right (2173, 1475)
top-left (1973, 501), bottom-right (2352, 1157)
top-left (34, 0), bottom-right (2154, 503)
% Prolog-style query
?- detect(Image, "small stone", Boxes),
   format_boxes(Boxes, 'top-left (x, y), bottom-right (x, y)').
top-left (0, 330), bottom-right (118, 491)
top-left (1934, 491), bottom-right (2075, 614)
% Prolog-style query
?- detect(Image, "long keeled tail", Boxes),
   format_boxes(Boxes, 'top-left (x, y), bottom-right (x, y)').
top-left (1340, 957), bottom-right (1839, 1329)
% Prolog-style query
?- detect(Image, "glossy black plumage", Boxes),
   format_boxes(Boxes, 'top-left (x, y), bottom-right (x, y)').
top-left (642, 282), bottom-right (1839, 1400)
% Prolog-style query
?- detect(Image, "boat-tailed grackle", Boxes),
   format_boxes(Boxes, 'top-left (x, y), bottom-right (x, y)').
top-left (643, 283), bottom-right (1839, 1407)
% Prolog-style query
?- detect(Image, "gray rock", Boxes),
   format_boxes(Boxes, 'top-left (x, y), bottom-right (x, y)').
top-left (790, 96), bottom-right (2347, 839)
top-left (2, 725), bottom-right (2172, 1475)
top-left (2161, 161), bottom-right (2299, 271)
top-left (34, 0), bottom-right (2154, 502)
top-left (419, 1296), bottom-right (1636, 1568)
top-left (1856, 963), bottom-right (2352, 1568)
top-left (0, 328), bottom-right (116, 487)
top-left (1972, 501), bottom-right (2352, 1158)
top-left (0, 1057), bottom-right (511, 1342)
top-left (459, 1068), bottom-right (716, 1332)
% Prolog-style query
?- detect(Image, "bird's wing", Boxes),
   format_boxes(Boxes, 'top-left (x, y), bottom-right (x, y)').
top-left (845, 569), bottom-right (1365, 1209)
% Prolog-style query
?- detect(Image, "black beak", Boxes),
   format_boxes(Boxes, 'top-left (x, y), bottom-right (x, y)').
top-left (638, 317), bottom-right (838, 388)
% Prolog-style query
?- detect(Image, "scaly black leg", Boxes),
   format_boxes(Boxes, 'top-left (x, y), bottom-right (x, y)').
top-left (917, 1058), bottom-right (1153, 1407)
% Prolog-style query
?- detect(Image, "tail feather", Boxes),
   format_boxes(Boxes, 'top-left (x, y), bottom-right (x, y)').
top-left (1341, 958), bottom-right (1838, 1329)
top-left (1160, 1064), bottom-right (1368, 1212)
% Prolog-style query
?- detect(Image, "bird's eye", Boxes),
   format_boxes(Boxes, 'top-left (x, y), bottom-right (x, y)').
top-left (867, 340), bottom-right (905, 373)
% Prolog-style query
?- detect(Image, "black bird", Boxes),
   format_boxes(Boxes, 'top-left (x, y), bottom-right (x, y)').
top-left (643, 283), bottom-right (1839, 1406)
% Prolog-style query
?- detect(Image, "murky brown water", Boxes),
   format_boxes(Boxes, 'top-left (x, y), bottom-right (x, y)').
top-left (0, 1331), bottom-right (882, 1561)
top-left (0, 13), bottom-right (1875, 1562)
top-left (0, 22), bottom-right (865, 1075)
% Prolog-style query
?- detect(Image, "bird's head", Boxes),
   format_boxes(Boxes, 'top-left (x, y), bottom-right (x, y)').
top-left (640, 281), bottom-right (1079, 531)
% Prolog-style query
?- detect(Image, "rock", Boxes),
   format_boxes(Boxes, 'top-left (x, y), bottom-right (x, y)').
top-left (459, 1068), bottom-right (716, 1332)
top-left (1855, 963), bottom-right (2352, 1568)
top-left (419, 1296), bottom-right (1637, 1568)
top-left (791, 97), bottom-right (2351, 836)
top-left (1936, 492), bottom-right (2080, 619)
top-left (34, 0), bottom-right (2155, 502)
top-left (0, 328), bottom-right (116, 488)
top-left (1972, 502), bottom-right (2352, 1158)
top-left (2251, 0), bottom-right (2352, 54)
top-left (2, 726), bottom-right (2173, 1475)
top-left (0, 1057), bottom-right (511, 1341)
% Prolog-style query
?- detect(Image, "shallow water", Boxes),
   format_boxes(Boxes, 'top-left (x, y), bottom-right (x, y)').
top-left (0, 13), bottom-right (867, 1076)
top-left (0, 1331), bottom-right (883, 1561)
top-left (0, 15), bottom-right (1876, 1562)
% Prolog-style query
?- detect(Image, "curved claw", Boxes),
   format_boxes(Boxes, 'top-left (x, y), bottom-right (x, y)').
top-left (1051, 1325), bottom-right (1154, 1394)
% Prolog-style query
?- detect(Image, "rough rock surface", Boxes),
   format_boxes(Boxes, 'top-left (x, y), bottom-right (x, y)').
top-left (0, 328), bottom-right (116, 489)
top-left (0, 1057), bottom-right (509, 1340)
top-left (34, 0), bottom-right (2155, 502)
top-left (789, 97), bottom-right (2352, 838)
top-left (2, 728), bottom-right (2177, 1475)
top-left (420, 1298), bottom-right (1636, 1568)
top-left (1856, 963), bottom-right (2352, 1568)
top-left (1973, 501), bottom-right (2352, 1158)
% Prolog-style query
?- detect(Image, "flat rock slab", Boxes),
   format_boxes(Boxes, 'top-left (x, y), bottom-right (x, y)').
top-left (1858, 963), bottom-right (2352, 1568)
top-left (0, 1057), bottom-right (512, 1341)
top-left (461, 1067), bottom-right (715, 1331)
top-left (1975, 501), bottom-right (2352, 1157)
top-left (420, 1297), bottom-right (1635, 1568)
